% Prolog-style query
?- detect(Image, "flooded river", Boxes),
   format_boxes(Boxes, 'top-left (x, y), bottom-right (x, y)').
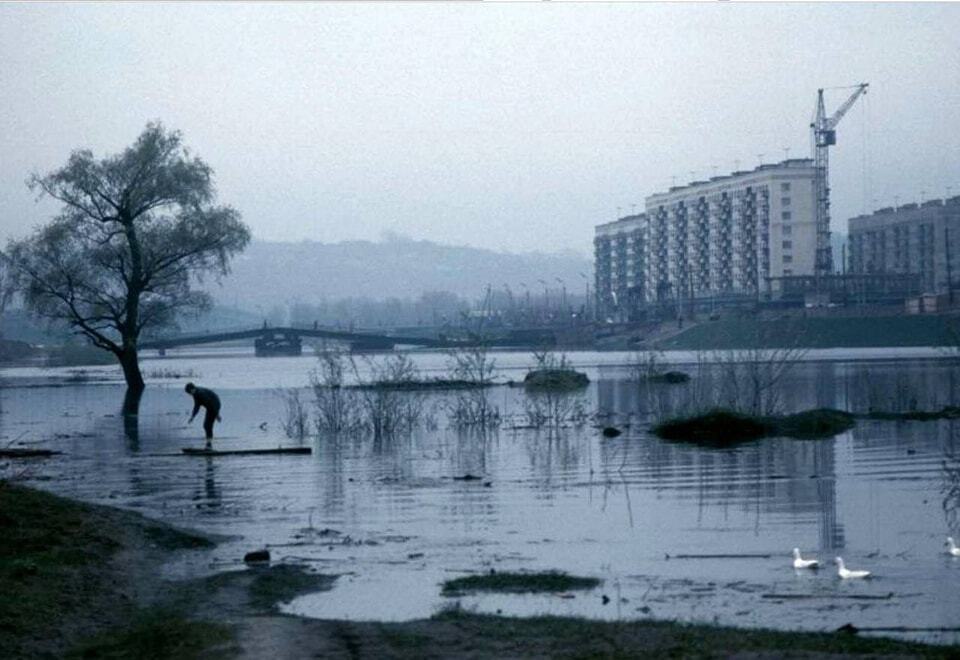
top-left (2, 348), bottom-right (960, 644)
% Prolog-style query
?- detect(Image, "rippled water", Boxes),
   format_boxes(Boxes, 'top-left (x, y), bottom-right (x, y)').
top-left (2, 349), bottom-right (959, 644)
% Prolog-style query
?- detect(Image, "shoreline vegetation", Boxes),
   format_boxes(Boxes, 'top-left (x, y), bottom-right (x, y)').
top-left (3, 483), bottom-right (958, 658)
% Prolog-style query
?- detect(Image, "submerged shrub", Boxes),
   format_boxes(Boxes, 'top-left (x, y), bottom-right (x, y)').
top-left (652, 407), bottom-right (855, 446)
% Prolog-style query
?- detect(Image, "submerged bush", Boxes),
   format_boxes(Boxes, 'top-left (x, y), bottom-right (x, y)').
top-left (652, 409), bottom-right (772, 444)
top-left (777, 409), bottom-right (856, 439)
top-left (652, 407), bottom-right (855, 446)
top-left (646, 371), bottom-right (690, 384)
top-left (524, 368), bottom-right (589, 391)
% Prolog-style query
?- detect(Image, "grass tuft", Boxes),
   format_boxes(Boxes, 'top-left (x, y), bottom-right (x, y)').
top-left (442, 571), bottom-right (600, 595)
top-left (68, 610), bottom-right (233, 659)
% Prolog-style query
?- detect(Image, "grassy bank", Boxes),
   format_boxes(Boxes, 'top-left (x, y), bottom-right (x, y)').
top-left (657, 315), bottom-right (960, 350)
top-left (3, 482), bottom-right (957, 658)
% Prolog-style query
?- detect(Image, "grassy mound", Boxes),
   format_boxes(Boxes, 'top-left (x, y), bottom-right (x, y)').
top-left (778, 409), bottom-right (856, 439)
top-left (523, 368), bottom-right (589, 391)
top-left (652, 408), bottom-right (855, 445)
top-left (442, 571), bottom-right (600, 595)
top-left (646, 371), bottom-right (691, 384)
top-left (0, 483), bottom-right (215, 657)
top-left (352, 378), bottom-right (494, 391)
top-left (864, 406), bottom-right (960, 421)
top-left (653, 410), bottom-right (772, 444)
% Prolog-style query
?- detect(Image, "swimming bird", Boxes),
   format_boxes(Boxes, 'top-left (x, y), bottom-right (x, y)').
top-left (835, 557), bottom-right (871, 579)
top-left (948, 537), bottom-right (960, 557)
top-left (792, 548), bottom-right (819, 569)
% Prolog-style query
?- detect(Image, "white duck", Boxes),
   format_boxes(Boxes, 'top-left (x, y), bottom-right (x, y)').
top-left (948, 537), bottom-right (960, 557)
top-left (792, 548), bottom-right (819, 569)
top-left (835, 556), bottom-right (871, 579)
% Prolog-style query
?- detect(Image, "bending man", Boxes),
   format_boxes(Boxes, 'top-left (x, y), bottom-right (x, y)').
top-left (185, 382), bottom-right (222, 449)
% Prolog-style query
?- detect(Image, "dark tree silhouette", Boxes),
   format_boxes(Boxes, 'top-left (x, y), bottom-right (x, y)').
top-left (5, 123), bottom-right (250, 406)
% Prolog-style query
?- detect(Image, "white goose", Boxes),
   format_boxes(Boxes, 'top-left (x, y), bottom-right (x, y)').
top-left (835, 556), bottom-right (871, 579)
top-left (948, 537), bottom-right (960, 557)
top-left (792, 548), bottom-right (819, 569)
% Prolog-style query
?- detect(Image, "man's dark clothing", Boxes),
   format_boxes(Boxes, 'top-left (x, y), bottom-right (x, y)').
top-left (190, 387), bottom-right (221, 439)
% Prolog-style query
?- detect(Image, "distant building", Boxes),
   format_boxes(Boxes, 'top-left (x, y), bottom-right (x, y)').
top-left (594, 214), bottom-right (645, 321)
top-left (848, 197), bottom-right (960, 295)
top-left (593, 159), bottom-right (819, 319)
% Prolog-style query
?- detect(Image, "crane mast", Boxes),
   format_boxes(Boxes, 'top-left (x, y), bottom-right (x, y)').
top-left (811, 83), bottom-right (869, 277)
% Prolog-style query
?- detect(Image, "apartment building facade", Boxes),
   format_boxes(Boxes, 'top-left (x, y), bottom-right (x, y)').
top-left (594, 159), bottom-right (818, 319)
top-left (594, 213), bottom-right (645, 320)
top-left (848, 197), bottom-right (960, 294)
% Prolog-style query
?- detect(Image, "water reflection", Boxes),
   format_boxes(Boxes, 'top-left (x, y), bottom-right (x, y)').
top-left (3, 355), bottom-right (960, 642)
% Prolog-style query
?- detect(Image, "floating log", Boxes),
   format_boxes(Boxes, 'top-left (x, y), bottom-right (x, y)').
top-left (0, 448), bottom-right (62, 458)
top-left (181, 447), bottom-right (311, 456)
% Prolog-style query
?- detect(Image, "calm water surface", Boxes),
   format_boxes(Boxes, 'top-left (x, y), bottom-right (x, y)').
top-left (2, 348), bottom-right (959, 644)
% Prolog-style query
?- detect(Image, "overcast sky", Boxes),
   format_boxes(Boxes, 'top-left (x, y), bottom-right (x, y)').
top-left (1, 3), bottom-right (959, 256)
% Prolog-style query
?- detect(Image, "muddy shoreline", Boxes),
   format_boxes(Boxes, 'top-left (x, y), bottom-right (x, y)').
top-left (3, 482), bottom-right (958, 658)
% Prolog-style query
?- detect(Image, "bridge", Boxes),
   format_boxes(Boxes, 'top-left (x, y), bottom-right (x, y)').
top-left (140, 326), bottom-right (556, 356)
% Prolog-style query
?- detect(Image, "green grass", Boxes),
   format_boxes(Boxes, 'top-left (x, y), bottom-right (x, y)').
top-left (652, 408), bottom-right (855, 445)
top-left (658, 315), bottom-right (960, 350)
top-left (523, 368), bottom-right (590, 391)
top-left (0, 483), bottom-right (217, 658)
top-left (442, 571), bottom-right (601, 595)
top-left (67, 609), bottom-right (233, 659)
top-left (351, 378), bottom-right (494, 391)
top-left (246, 564), bottom-right (337, 611)
top-left (863, 406), bottom-right (960, 421)
top-left (646, 370), bottom-right (691, 384)
top-left (428, 611), bottom-right (959, 657)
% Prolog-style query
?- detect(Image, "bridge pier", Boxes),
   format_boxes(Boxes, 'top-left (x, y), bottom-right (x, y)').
top-left (254, 331), bottom-right (303, 357)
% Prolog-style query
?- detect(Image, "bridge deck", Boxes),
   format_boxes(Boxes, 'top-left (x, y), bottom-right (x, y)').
top-left (140, 326), bottom-right (454, 350)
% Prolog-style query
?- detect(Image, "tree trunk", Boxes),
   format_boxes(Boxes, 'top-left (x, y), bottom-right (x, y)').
top-left (119, 347), bottom-right (145, 402)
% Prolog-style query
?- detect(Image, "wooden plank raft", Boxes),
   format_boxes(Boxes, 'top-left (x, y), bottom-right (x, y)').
top-left (181, 447), bottom-right (312, 457)
top-left (0, 448), bottom-right (63, 458)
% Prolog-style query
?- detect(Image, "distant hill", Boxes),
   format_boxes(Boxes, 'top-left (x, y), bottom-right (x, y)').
top-left (205, 236), bottom-right (593, 311)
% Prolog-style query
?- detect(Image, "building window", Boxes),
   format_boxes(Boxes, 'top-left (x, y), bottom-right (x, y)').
top-left (781, 182), bottom-right (791, 192)
top-left (782, 240), bottom-right (792, 250)
top-left (782, 197), bottom-right (791, 206)
top-left (782, 225), bottom-right (792, 236)
top-left (783, 269), bottom-right (793, 276)
top-left (783, 255), bottom-right (793, 264)
top-left (782, 211), bottom-right (792, 221)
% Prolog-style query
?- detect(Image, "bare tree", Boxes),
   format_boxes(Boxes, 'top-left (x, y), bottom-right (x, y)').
top-left (446, 344), bottom-right (501, 429)
top-left (4, 123), bottom-right (250, 405)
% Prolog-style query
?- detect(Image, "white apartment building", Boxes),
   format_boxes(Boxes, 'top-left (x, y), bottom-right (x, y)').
top-left (644, 159), bottom-right (817, 304)
top-left (593, 159), bottom-right (819, 318)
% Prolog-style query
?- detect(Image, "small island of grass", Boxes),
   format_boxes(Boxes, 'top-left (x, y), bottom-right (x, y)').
top-left (652, 408), bottom-right (855, 445)
top-left (646, 370), bottom-right (691, 384)
top-left (862, 406), bottom-right (960, 422)
top-left (523, 368), bottom-right (589, 391)
top-left (442, 571), bottom-right (601, 595)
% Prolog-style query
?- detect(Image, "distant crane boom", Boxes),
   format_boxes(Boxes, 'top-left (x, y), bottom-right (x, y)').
top-left (811, 83), bottom-right (869, 276)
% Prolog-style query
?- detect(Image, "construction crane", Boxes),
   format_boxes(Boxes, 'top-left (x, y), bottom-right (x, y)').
top-left (811, 82), bottom-right (869, 277)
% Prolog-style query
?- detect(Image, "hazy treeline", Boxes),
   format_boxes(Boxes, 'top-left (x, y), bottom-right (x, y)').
top-left (282, 290), bottom-right (470, 329)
